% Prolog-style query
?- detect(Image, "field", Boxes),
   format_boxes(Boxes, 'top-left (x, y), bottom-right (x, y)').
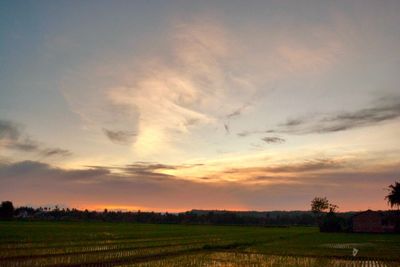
top-left (0, 222), bottom-right (399, 266)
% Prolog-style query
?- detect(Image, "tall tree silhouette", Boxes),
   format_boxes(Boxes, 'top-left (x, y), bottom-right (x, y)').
top-left (386, 181), bottom-right (400, 209)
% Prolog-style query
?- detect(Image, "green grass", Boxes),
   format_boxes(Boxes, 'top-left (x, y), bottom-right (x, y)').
top-left (0, 221), bottom-right (399, 266)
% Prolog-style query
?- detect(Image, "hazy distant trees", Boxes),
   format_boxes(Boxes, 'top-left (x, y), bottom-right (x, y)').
top-left (1, 200), bottom-right (318, 226)
top-left (386, 181), bottom-right (400, 209)
top-left (0, 201), bottom-right (14, 220)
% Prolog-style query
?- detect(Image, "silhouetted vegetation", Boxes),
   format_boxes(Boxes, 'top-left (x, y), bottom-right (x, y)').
top-left (2, 200), bottom-right (327, 226)
top-left (386, 181), bottom-right (400, 209)
top-left (3, 200), bottom-right (399, 233)
top-left (319, 211), bottom-right (350, 232)
top-left (0, 201), bottom-right (14, 220)
top-left (310, 197), bottom-right (347, 232)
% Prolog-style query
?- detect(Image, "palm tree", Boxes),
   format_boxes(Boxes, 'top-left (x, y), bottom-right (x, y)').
top-left (385, 181), bottom-right (400, 209)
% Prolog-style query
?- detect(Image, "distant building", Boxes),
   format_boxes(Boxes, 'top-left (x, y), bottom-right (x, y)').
top-left (15, 210), bottom-right (29, 219)
top-left (352, 210), bottom-right (398, 233)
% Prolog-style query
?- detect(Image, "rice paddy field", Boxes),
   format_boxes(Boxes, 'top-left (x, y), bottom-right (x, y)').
top-left (0, 221), bottom-right (399, 266)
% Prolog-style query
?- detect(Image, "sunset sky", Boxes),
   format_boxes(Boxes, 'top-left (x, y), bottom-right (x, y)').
top-left (1, 0), bottom-right (400, 212)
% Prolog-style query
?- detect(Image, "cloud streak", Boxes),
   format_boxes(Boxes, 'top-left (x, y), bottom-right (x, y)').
top-left (275, 96), bottom-right (400, 134)
top-left (103, 128), bottom-right (136, 145)
top-left (40, 148), bottom-right (72, 157)
top-left (238, 96), bottom-right (400, 137)
top-left (262, 137), bottom-right (285, 144)
top-left (0, 119), bottom-right (71, 157)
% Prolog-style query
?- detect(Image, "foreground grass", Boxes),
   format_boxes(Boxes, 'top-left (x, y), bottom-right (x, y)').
top-left (0, 221), bottom-right (399, 266)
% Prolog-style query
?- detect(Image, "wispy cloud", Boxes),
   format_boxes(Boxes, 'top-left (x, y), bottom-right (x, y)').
top-left (116, 162), bottom-right (177, 180)
top-left (41, 148), bottom-right (72, 157)
top-left (223, 101), bottom-right (255, 134)
top-left (226, 102), bottom-right (253, 119)
top-left (261, 137), bottom-right (285, 144)
top-left (63, 17), bottom-right (265, 156)
top-left (263, 158), bottom-right (344, 173)
top-left (105, 19), bottom-right (235, 155)
top-left (0, 120), bottom-right (20, 141)
top-left (86, 161), bottom-right (205, 181)
top-left (275, 39), bottom-right (343, 73)
top-left (223, 123), bottom-right (230, 134)
top-left (274, 96), bottom-right (400, 134)
top-left (239, 96), bottom-right (400, 137)
top-left (10, 138), bottom-right (39, 152)
top-left (218, 158), bottom-right (346, 182)
top-left (0, 119), bottom-right (71, 157)
top-left (103, 128), bottom-right (136, 145)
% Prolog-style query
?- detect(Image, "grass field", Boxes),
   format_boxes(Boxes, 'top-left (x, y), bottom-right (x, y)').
top-left (0, 221), bottom-right (399, 266)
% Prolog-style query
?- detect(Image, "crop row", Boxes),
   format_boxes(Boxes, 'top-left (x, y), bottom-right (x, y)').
top-left (0, 242), bottom-right (207, 267)
top-left (123, 252), bottom-right (397, 267)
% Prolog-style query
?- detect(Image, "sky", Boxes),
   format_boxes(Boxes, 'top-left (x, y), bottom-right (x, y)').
top-left (1, 0), bottom-right (400, 212)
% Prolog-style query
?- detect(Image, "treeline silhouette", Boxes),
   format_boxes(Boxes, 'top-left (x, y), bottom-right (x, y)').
top-left (15, 207), bottom-right (317, 225)
top-left (1, 200), bottom-right (357, 226)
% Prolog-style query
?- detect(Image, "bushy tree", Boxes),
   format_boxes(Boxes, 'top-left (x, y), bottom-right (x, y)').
top-left (311, 197), bottom-right (338, 214)
top-left (311, 197), bottom-right (339, 230)
top-left (320, 212), bottom-right (346, 232)
top-left (311, 197), bottom-right (329, 215)
top-left (0, 201), bottom-right (14, 220)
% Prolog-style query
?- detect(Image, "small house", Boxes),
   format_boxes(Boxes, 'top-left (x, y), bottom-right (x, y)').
top-left (352, 210), bottom-right (398, 233)
top-left (352, 210), bottom-right (383, 233)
